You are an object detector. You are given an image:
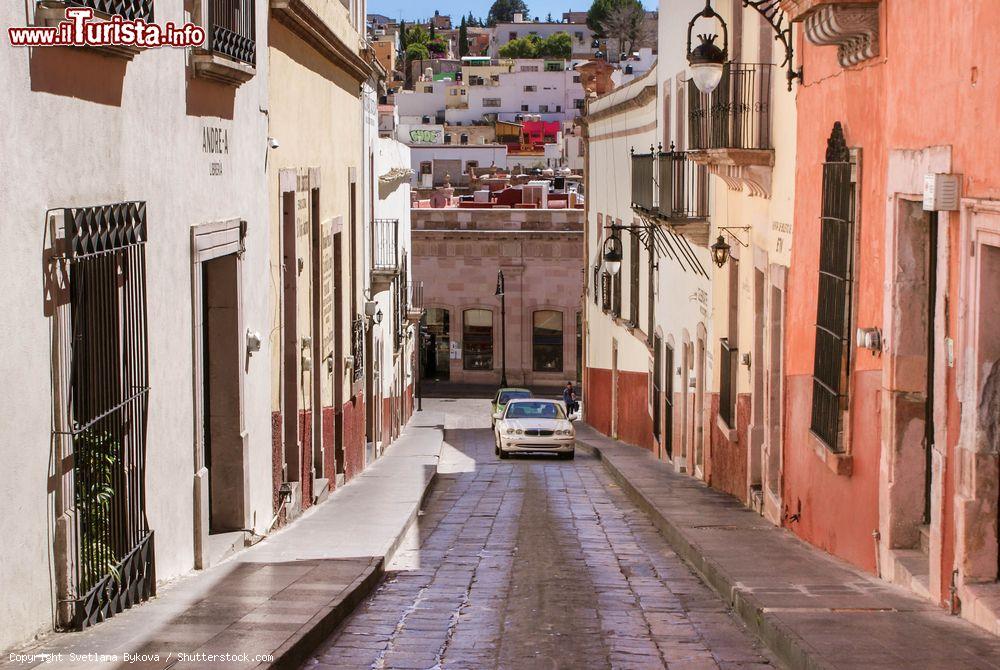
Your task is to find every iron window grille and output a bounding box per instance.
[207,0,257,66]
[652,336,662,441]
[372,218,400,271]
[352,314,365,382]
[719,338,737,429]
[688,63,773,151]
[611,229,622,318]
[601,271,612,313]
[810,122,855,451]
[63,0,153,21]
[55,202,155,630]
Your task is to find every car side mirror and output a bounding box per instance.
[492,411,503,420]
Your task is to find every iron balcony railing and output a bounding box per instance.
[409,280,424,311]
[631,149,709,222]
[352,314,365,382]
[207,0,257,66]
[719,338,737,429]
[658,148,709,220]
[688,63,773,152]
[630,150,656,212]
[62,0,153,20]
[372,218,399,272]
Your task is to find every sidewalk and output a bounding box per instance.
[4,412,444,670]
[575,423,1000,670]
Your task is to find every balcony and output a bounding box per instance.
[193,0,257,86]
[36,0,154,59]
[370,218,400,292]
[406,280,424,323]
[630,149,710,245]
[687,63,775,197]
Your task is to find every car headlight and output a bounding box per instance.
[515,429,523,435]
[557,428,574,436]
[505,427,515,435]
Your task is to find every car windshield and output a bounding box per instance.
[498,390,532,404]
[505,401,566,420]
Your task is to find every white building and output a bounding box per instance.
[395,59,587,127]
[409,145,509,186]
[490,14,598,59]
[0,0,271,649]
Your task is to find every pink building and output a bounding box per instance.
[412,206,584,386]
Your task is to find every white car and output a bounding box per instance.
[494,398,576,460]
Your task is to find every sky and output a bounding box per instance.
[368,0,656,23]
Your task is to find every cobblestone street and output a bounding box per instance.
[304,398,775,670]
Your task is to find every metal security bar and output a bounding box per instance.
[207,0,257,66]
[372,218,399,271]
[688,63,773,151]
[352,314,365,383]
[630,151,656,212]
[664,343,674,458]
[810,122,854,450]
[63,0,154,20]
[59,202,154,629]
[719,338,737,429]
[658,148,709,221]
[409,280,424,311]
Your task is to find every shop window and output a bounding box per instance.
[463,309,493,370]
[533,310,563,372]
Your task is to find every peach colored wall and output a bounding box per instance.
[783,0,1000,578]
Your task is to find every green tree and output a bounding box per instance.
[598,0,648,57]
[499,33,542,58]
[586,0,635,36]
[398,19,407,49]
[459,17,469,57]
[486,0,529,26]
[406,43,430,62]
[539,32,572,59]
[429,21,436,39]
[546,12,553,22]
[405,25,430,46]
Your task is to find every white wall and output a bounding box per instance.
[0,0,272,651]
[490,22,597,58]
[409,145,509,182]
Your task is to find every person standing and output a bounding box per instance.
[562,381,578,416]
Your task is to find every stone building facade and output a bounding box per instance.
[412,208,584,387]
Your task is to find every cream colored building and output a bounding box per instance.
[655,0,796,521]
[267,0,380,518]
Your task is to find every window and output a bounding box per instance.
[205,0,256,65]
[538,105,549,113]
[574,31,583,41]
[524,85,537,92]
[506,401,566,419]
[573,98,584,109]
[483,97,502,107]
[521,104,530,112]
[555,105,562,112]
[810,122,856,450]
[533,310,564,372]
[520,65,538,72]
[509,32,517,40]
[465,160,478,172]
[491,74,500,82]
[444,132,452,143]
[420,161,432,175]
[460,133,469,145]
[423,85,433,93]
[463,309,493,370]
[573,74,581,83]
[612,225,622,317]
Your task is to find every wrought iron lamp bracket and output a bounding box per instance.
[741,0,802,90]
[718,225,751,247]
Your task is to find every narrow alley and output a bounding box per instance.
[304,398,774,670]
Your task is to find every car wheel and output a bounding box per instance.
[498,446,509,460]
[494,434,499,455]
[560,451,575,461]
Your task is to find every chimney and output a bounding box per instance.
[513,12,523,23]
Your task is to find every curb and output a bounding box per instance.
[268,557,386,669]
[267,427,444,669]
[576,440,830,670]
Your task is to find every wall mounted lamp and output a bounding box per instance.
[710,226,750,268]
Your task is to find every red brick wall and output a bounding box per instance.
[708,393,750,503]
[616,370,653,451]
[322,406,336,489]
[585,366,653,451]
[342,396,366,482]
[298,410,313,510]
[271,411,283,514]
[586,366,612,436]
